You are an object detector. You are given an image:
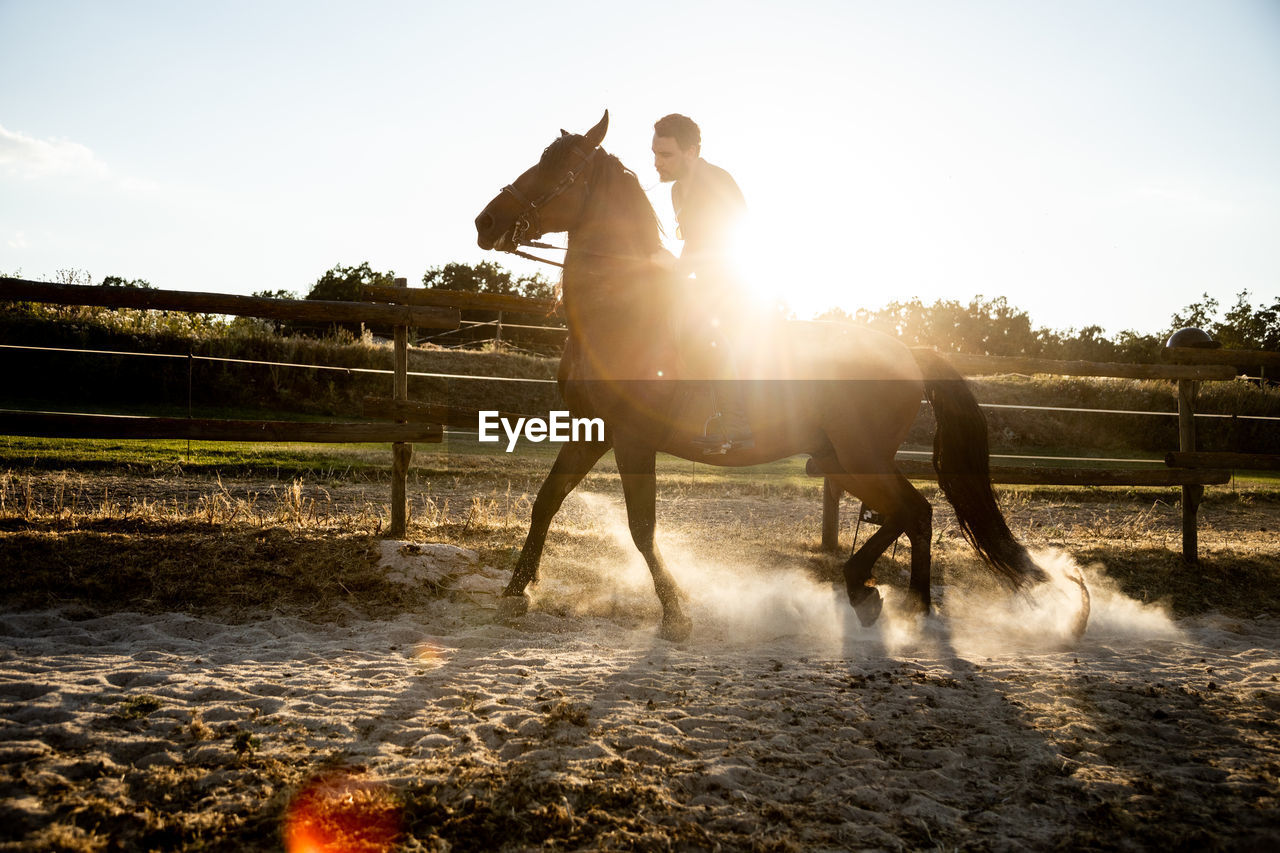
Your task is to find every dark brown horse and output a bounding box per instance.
[475,112,1081,642]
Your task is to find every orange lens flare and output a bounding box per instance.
[283,770,401,853]
[411,642,449,667]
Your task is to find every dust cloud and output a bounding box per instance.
[528,492,1180,658]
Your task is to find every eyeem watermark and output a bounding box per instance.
[478,410,605,452]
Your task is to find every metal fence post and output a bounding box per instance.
[1178,378,1202,563]
[390,276,412,538]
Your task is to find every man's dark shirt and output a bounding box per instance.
[672,158,745,291]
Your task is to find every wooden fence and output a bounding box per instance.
[0,276,461,538]
[5,276,1277,558]
[361,285,567,352]
[813,346,1280,563]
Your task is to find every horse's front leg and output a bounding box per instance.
[614,441,692,642]
[843,522,902,627]
[831,470,934,624]
[500,439,610,620]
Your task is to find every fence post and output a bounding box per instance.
[1178,378,1202,563]
[821,477,841,551]
[390,276,412,538]
[186,347,194,462]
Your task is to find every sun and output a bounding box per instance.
[726,220,797,313]
[725,207,874,320]
[646,173,865,320]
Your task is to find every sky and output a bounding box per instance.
[2,0,1278,336]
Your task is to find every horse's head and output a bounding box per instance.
[474,111,609,252]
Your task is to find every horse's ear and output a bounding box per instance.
[560,129,569,136]
[584,110,609,148]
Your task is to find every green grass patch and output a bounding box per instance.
[0,429,829,498]
[110,694,165,721]
[0,435,394,480]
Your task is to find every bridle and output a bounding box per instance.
[498,141,599,268]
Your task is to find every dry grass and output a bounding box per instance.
[3,467,1279,622]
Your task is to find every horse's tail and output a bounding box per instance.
[913,349,1046,588]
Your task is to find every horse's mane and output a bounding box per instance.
[580,149,663,256]
[532,133,665,333]
[545,135,662,309]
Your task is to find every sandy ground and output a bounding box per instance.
[1,493,1278,851]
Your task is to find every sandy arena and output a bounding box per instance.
[1,488,1277,851]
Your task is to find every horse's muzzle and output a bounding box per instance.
[475,211,497,249]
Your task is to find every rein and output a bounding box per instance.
[505,240,653,271]
[495,141,658,272]
[505,240,566,269]
[498,141,598,268]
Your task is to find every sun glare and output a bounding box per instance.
[727,218,795,312]
[642,118,941,323]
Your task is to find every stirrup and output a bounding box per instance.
[692,413,754,455]
[860,507,885,525]
[692,434,733,455]
[693,412,730,455]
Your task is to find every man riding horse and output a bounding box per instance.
[473,111,1088,643]
[649,114,755,454]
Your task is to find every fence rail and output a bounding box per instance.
[0,278,459,329]
[363,283,567,351]
[816,344,1277,563]
[361,284,558,315]
[1165,451,1280,471]
[0,275,461,537]
[931,350,1235,381]
[806,456,1231,487]
[0,411,441,443]
[4,277,1276,558]
[1161,347,1280,371]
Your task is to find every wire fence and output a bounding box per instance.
[7,276,1272,564]
[5,343,1277,421]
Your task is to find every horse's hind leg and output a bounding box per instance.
[501,440,610,618]
[614,441,692,642]
[831,470,933,624]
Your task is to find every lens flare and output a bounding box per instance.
[411,642,450,668]
[283,769,401,853]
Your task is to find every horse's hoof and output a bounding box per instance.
[497,593,531,622]
[1065,565,1091,640]
[851,587,883,627]
[659,615,693,643]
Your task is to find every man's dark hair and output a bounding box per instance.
[654,114,701,152]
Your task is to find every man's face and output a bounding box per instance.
[652,134,697,183]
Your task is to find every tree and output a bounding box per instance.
[813,307,855,324]
[518,272,557,301]
[1161,290,1280,360]
[843,295,1042,356]
[297,263,395,339]
[101,275,153,289]
[1211,291,1280,351]
[818,289,1279,364]
[307,262,395,302]
[1168,293,1220,332]
[1112,329,1163,362]
[1056,325,1119,362]
[422,261,556,300]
